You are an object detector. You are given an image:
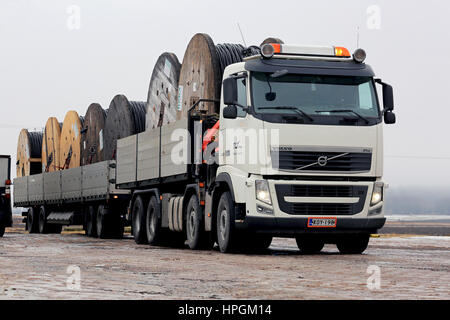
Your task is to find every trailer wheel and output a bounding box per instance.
[38,206,51,234]
[96,205,109,239]
[27,207,39,233]
[132,196,148,244]
[146,196,163,245]
[186,194,211,250]
[0,225,4,237]
[216,191,238,253]
[296,238,324,254]
[86,206,97,238]
[336,234,370,254]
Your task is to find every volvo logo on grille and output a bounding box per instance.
[317,156,328,167]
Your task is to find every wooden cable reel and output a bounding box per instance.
[104,94,146,160]
[146,53,181,130]
[59,110,84,169]
[178,33,222,118]
[16,129,43,177]
[41,117,62,172]
[178,33,260,119]
[81,103,107,165]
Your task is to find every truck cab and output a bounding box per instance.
[0,155,12,237]
[212,44,396,253]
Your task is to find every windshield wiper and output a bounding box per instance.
[259,106,314,122]
[315,109,369,124]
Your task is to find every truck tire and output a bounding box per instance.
[96,205,109,239]
[216,191,238,253]
[132,196,148,244]
[336,234,370,254]
[0,225,4,237]
[86,206,97,238]
[96,205,123,239]
[296,238,325,254]
[38,206,51,234]
[186,194,211,250]
[146,196,163,245]
[27,207,39,234]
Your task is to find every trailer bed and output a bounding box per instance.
[13,160,128,207]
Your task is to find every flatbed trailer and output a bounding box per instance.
[13,160,130,237]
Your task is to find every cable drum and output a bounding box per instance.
[104,94,146,160]
[146,52,181,130]
[178,33,260,118]
[16,129,43,177]
[60,111,84,169]
[81,103,107,165]
[42,117,62,172]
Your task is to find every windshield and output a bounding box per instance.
[251,72,380,120]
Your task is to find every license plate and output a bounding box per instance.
[307,217,337,228]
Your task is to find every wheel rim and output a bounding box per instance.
[188,208,196,239]
[149,208,155,236]
[28,211,33,231]
[219,209,227,241]
[97,208,102,234]
[39,211,44,232]
[86,210,92,234]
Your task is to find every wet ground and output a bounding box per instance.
[0,216,449,300]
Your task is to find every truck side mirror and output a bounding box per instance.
[382,83,394,111]
[223,105,238,119]
[384,111,396,124]
[223,77,238,105]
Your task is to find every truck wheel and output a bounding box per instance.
[336,234,370,254]
[146,196,163,245]
[0,225,4,237]
[296,238,325,254]
[96,205,110,239]
[216,191,237,253]
[86,206,97,238]
[132,196,148,244]
[27,207,39,233]
[38,206,51,234]
[186,194,210,250]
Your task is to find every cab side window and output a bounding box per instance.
[236,77,247,118]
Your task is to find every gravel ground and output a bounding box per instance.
[0,217,449,300]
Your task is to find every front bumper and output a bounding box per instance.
[239,176,386,235]
[236,216,386,236]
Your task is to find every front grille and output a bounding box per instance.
[291,185,353,197]
[272,151,372,172]
[292,203,352,215]
[275,184,368,216]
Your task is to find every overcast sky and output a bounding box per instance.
[1,0,449,190]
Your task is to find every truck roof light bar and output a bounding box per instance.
[334,47,351,57]
[260,43,353,59]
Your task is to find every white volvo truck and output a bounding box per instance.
[115,43,396,254]
[14,43,396,254]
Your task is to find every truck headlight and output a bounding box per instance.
[371,183,384,206]
[255,180,272,205]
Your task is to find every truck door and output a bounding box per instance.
[220,73,266,174]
